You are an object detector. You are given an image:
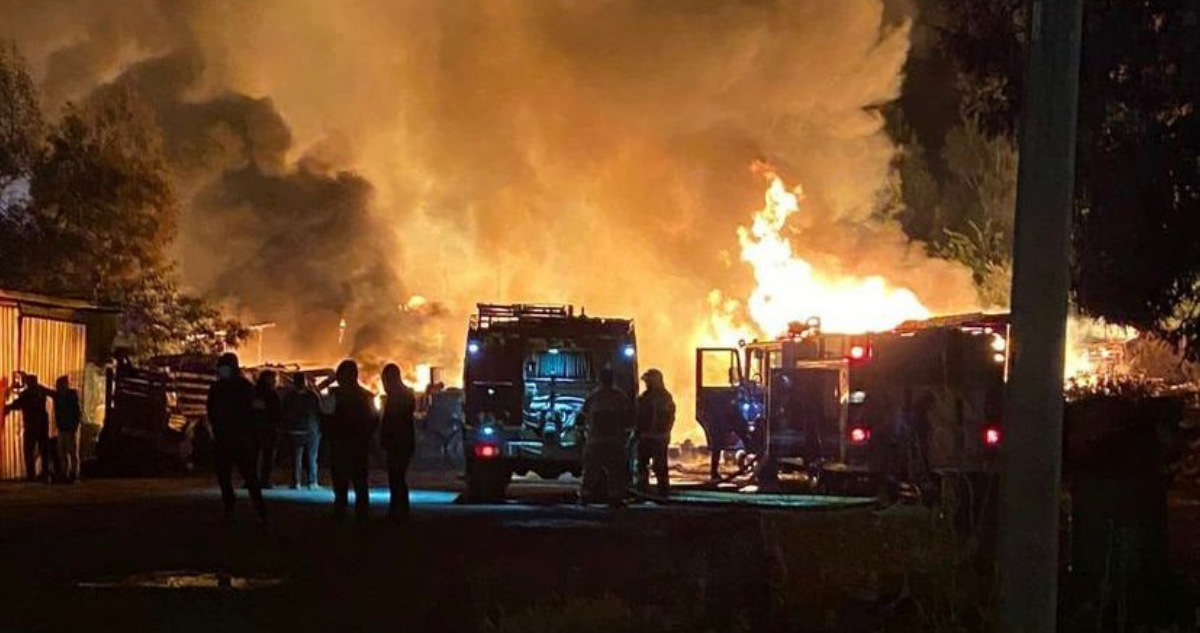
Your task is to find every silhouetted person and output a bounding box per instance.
[207,353,266,522]
[282,373,322,489]
[4,373,52,482]
[52,376,82,483]
[380,363,417,520]
[636,368,676,497]
[580,368,632,506]
[253,370,282,488]
[323,360,377,521]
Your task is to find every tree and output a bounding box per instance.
[0,44,43,204]
[934,117,1018,307]
[938,0,1026,137]
[117,268,249,358]
[26,85,177,300]
[0,48,246,357]
[0,44,45,270]
[936,0,1200,358]
[1072,0,1200,357]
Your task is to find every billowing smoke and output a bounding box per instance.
[5,17,449,367]
[2,0,981,437]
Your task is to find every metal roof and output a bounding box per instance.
[0,288,119,313]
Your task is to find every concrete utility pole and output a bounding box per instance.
[997,0,1084,631]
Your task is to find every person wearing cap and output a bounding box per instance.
[322,359,378,522]
[636,368,676,497]
[579,367,633,506]
[206,353,266,521]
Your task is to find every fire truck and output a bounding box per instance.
[696,313,1008,498]
[462,304,638,500]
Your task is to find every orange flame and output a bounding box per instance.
[735,173,930,337]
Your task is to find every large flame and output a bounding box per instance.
[737,173,930,336]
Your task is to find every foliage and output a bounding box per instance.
[886,116,942,243]
[935,0,1200,359]
[0,44,43,203]
[1072,0,1200,359]
[935,219,1013,307]
[1125,336,1200,385]
[938,0,1026,137]
[892,112,1018,306]
[0,45,245,357]
[25,87,177,298]
[116,268,249,358]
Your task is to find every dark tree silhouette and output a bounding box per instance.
[938,0,1200,358]
[1073,0,1200,358]
[0,46,244,357]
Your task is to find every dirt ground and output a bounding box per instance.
[0,472,1196,632]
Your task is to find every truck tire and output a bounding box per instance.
[466,460,510,502]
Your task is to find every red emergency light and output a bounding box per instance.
[983,425,1002,447]
[848,426,871,444]
[474,444,500,459]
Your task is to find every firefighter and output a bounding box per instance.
[3,373,52,482]
[579,367,633,506]
[252,370,282,488]
[323,359,377,522]
[380,363,417,520]
[52,376,82,484]
[206,353,266,522]
[636,368,675,497]
[282,373,322,489]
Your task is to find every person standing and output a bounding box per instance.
[323,360,377,522]
[206,353,266,522]
[635,368,675,497]
[579,368,633,506]
[3,373,52,482]
[52,376,83,484]
[380,363,417,520]
[252,370,282,489]
[281,373,322,489]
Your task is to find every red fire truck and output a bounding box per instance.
[696,313,1009,498]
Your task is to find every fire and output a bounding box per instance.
[1064,316,1138,386]
[737,173,930,336]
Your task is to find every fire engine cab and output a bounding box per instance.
[696,313,1008,497]
[462,304,638,500]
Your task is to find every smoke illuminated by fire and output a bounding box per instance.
[738,169,930,336]
[2,0,990,441]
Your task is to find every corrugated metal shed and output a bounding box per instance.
[0,306,20,480]
[0,290,116,479]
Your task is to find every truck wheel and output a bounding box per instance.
[466,460,510,502]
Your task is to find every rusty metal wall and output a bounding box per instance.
[21,317,87,432]
[0,315,87,479]
[0,306,20,479]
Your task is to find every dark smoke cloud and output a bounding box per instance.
[60,43,441,365]
[2,0,981,434]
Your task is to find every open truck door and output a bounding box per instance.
[695,347,752,479]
